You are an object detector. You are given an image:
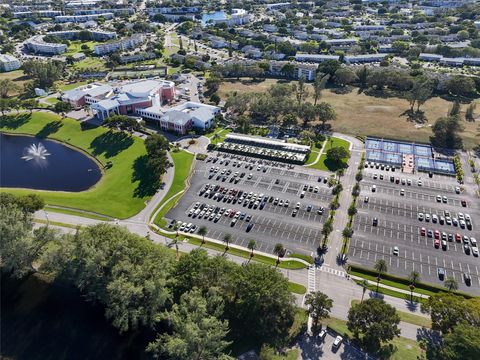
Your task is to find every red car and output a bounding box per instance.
[434,230,440,239]
[420,227,426,236]
[434,239,440,248]
[455,233,462,242]
[461,200,467,207]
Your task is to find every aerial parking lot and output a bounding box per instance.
[348,162,480,294]
[166,151,333,256]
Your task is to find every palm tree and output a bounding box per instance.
[212,132,220,144]
[360,279,369,302]
[247,239,257,259]
[374,259,388,293]
[198,226,207,245]
[273,243,284,267]
[408,271,421,302]
[223,233,232,251]
[444,277,458,292]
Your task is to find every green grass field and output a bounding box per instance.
[72,57,106,71]
[288,282,307,295]
[209,128,232,144]
[152,149,195,226]
[66,41,97,54]
[0,112,150,218]
[307,137,351,171]
[58,81,90,92]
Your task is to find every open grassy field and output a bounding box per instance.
[219,78,479,149]
[0,70,30,97]
[66,41,97,54]
[152,149,195,226]
[72,57,106,71]
[0,112,151,218]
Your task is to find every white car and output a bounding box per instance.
[333,335,343,349]
[418,213,424,221]
[393,246,399,256]
[372,185,376,192]
[425,214,431,222]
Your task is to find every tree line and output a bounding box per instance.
[0,194,297,359]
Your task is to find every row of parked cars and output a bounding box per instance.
[187,202,255,230]
[420,227,478,256]
[418,211,473,230]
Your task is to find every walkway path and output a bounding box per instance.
[305,139,327,167]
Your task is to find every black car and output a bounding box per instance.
[464,244,471,255]
[437,267,445,280]
[464,273,472,286]
[246,223,254,232]
[373,218,378,226]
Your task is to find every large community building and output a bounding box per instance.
[61,80,219,134]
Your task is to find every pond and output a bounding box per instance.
[0,133,102,192]
[201,11,226,26]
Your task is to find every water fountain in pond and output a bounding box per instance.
[21,143,51,165]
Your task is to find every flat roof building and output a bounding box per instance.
[94,34,145,55]
[25,35,67,55]
[0,54,21,72]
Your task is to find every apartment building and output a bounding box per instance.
[344,54,388,64]
[93,34,145,55]
[55,13,114,23]
[25,35,68,55]
[13,10,62,18]
[48,30,117,41]
[0,54,21,72]
[295,53,340,63]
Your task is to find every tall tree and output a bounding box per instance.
[356,66,370,90]
[53,101,73,119]
[223,233,232,251]
[0,202,51,278]
[294,76,309,105]
[273,243,284,267]
[326,146,350,166]
[465,102,476,122]
[408,271,421,302]
[198,226,208,245]
[407,78,433,113]
[314,102,336,129]
[334,67,357,87]
[431,116,464,149]
[147,288,233,360]
[374,259,388,292]
[441,322,480,359]
[304,291,333,331]
[313,73,330,105]
[247,239,256,259]
[360,279,369,302]
[347,298,401,351]
[444,277,458,292]
[145,134,172,178]
[0,78,19,98]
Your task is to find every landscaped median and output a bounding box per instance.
[1,112,150,219]
[151,149,195,227]
[307,136,351,171]
[348,264,473,300]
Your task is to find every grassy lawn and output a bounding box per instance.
[351,300,431,328]
[0,112,151,218]
[288,282,307,295]
[208,127,232,144]
[66,41,97,54]
[307,137,350,171]
[324,317,422,360]
[0,70,30,97]
[218,79,478,149]
[44,97,59,104]
[58,80,90,92]
[152,149,195,226]
[289,253,314,263]
[71,57,106,71]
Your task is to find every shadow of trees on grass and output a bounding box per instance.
[0,114,30,129]
[132,155,163,198]
[90,131,133,158]
[36,121,63,138]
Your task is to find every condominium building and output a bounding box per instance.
[0,54,21,72]
[13,10,63,18]
[344,54,388,64]
[25,35,68,55]
[295,54,340,63]
[94,34,145,55]
[72,8,134,15]
[55,13,114,23]
[48,30,117,41]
